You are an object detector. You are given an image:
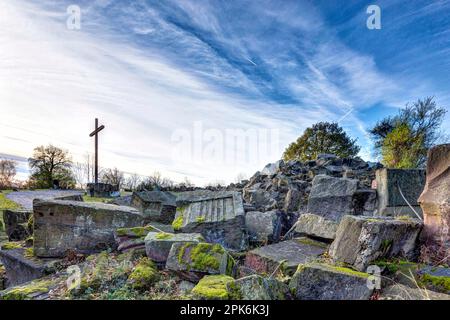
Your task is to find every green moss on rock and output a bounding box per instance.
[192,275,236,300]
[155,232,173,240]
[128,257,159,290]
[1,279,52,300]
[420,274,450,293]
[116,225,155,238]
[1,241,22,250]
[172,215,184,231]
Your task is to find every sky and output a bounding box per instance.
[0,0,449,185]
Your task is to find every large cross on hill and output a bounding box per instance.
[89,118,105,184]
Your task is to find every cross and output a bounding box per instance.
[89,118,105,184]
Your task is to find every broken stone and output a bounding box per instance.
[245,210,282,244]
[173,191,248,251]
[329,215,423,271]
[376,168,425,217]
[114,224,164,253]
[0,264,5,290]
[295,213,339,240]
[144,231,203,264]
[418,144,450,265]
[229,275,291,300]
[87,182,118,198]
[2,209,32,241]
[417,265,450,294]
[243,238,328,276]
[191,275,237,300]
[289,263,373,300]
[109,195,132,206]
[131,191,177,224]
[380,283,450,300]
[306,175,375,222]
[33,199,143,257]
[53,194,84,202]
[165,242,234,282]
[0,247,58,286]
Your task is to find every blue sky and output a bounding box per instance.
[0,0,449,184]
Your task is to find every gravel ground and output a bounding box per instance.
[6,190,84,210]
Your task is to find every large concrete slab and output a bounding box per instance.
[329,215,423,271]
[376,168,425,217]
[243,238,328,276]
[418,144,450,265]
[174,191,248,251]
[33,199,143,257]
[3,209,32,241]
[131,191,176,224]
[0,247,58,287]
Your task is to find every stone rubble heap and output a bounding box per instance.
[1,149,450,300]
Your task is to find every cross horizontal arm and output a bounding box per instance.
[89,125,105,137]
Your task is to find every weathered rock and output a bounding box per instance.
[245,210,282,244]
[166,242,234,281]
[109,195,132,206]
[173,191,248,251]
[114,224,171,252]
[229,275,291,300]
[33,200,143,257]
[417,265,450,294]
[131,191,177,224]
[0,265,5,290]
[329,215,423,271]
[191,275,237,300]
[144,232,203,264]
[376,168,426,217]
[295,213,339,240]
[261,160,283,175]
[243,238,328,276]
[418,144,450,265]
[87,182,119,198]
[53,194,84,202]
[0,247,58,286]
[380,283,450,300]
[306,175,375,222]
[2,210,32,241]
[289,263,373,300]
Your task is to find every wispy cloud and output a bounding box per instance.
[1,0,449,184]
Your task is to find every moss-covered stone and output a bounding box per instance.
[127,257,159,291]
[155,232,173,240]
[172,215,184,231]
[177,243,225,272]
[1,279,52,300]
[1,241,23,250]
[191,275,236,300]
[420,274,450,293]
[116,225,155,238]
[195,216,205,223]
[24,247,34,258]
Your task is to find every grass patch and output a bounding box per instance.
[82,195,112,203]
[0,191,22,233]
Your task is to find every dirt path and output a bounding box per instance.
[6,190,84,210]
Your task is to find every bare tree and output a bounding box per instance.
[125,173,141,191]
[71,162,87,189]
[0,159,17,189]
[235,173,248,183]
[100,168,125,188]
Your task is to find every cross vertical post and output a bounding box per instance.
[89,118,105,185]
